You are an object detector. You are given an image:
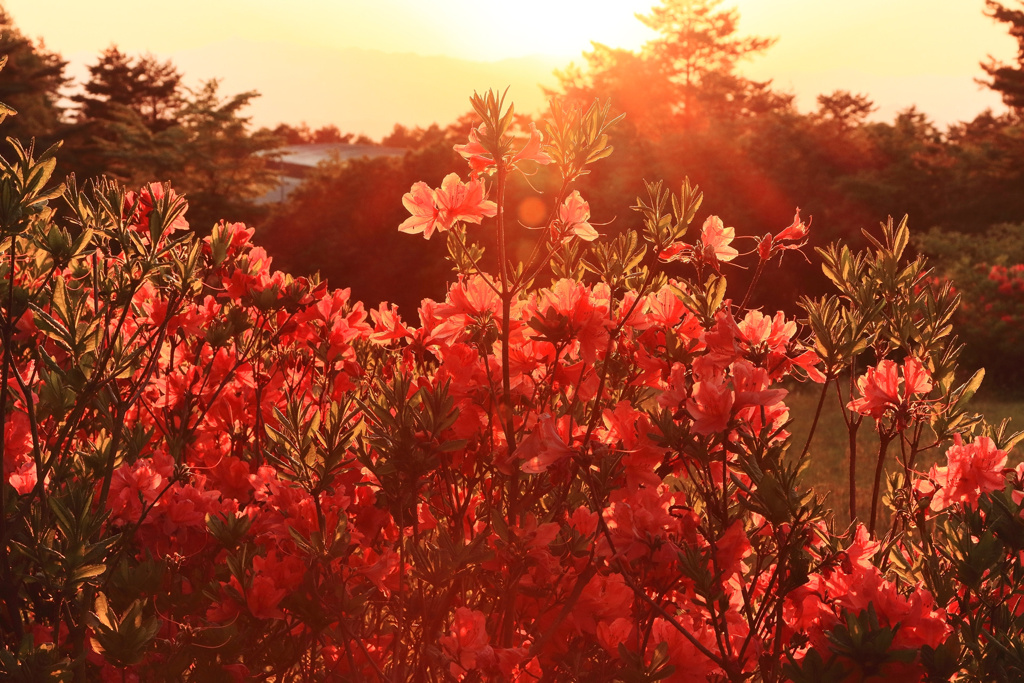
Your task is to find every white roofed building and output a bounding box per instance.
[258,143,406,204]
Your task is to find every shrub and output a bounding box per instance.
[917,223,1024,392]
[1,89,1023,682]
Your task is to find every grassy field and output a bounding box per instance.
[785,383,1024,529]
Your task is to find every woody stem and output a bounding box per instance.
[799,375,832,462]
[869,430,893,535]
[495,163,518,526]
[738,258,766,311]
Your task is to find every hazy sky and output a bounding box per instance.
[5,0,1019,137]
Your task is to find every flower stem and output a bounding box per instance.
[739,258,766,311]
[798,375,832,462]
[869,431,893,535]
[495,163,519,526]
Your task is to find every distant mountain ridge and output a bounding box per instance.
[150,40,565,138]
[57,35,1009,140]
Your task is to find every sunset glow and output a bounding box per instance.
[6,0,1024,678]
[5,1,1019,137]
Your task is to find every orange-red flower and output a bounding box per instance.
[435,172,497,228]
[453,124,491,172]
[441,607,494,675]
[757,208,810,261]
[658,216,737,267]
[556,191,598,242]
[455,122,552,175]
[700,216,738,265]
[518,413,573,474]
[847,357,932,427]
[510,123,553,168]
[657,241,690,263]
[398,174,497,240]
[686,376,735,435]
[125,183,190,237]
[928,434,1008,511]
[369,302,412,345]
[398,181,442,239]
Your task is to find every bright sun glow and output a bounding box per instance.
[5,0,659,62]
[2,0,1019,137]
[417,0,660,61]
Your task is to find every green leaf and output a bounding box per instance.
[72,564,107,583]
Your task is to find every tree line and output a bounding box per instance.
[5,0,1024,369]
[0,9,338,230]
[257,1,1024,328]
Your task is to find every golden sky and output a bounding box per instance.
[5,0,1018,137]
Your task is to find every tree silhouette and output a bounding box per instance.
[63,47,184,180]
[981,0,1024,113]
[554,0,788,141]
[63,49,279,231]
[0,8,67,144]
[638,0,780,123]
[71,46,182,132]
[555,45,675,139]
[95,79,279,231]
[815,90,877,129]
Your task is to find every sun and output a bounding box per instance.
[420,0,661,61]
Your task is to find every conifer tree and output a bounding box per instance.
[638,0,779,122]
[0,8,67,143]
[63,48,277,229]
[63,47,184,179]
[555,0,787,133]
[71,46,182,132]
[981,0,1024,113]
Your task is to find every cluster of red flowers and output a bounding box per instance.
[4,105,1024,682]
[0,191,821,679]
[989,264,1024,294]
[955,263,1024,338]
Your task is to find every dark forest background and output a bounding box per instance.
[5,0,1024,386]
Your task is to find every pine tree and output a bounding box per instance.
[0,8,67,143]
[554,0,786,133]
[64,50,278,229]
[637,0,781,122]
[71,46,182,132]
[62,46,184,179]
[167,80,280,228]
[93,79,280,231]
[981,0,1024,112]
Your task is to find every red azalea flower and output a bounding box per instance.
[556,191,598,242]
[929,434,1008,511]
[699,215,738,266]
[847,357,932,427]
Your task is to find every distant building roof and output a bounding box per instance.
[256,142,407,205]
[270,143,406,177]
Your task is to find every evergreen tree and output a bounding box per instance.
[71,46,182,132]
[61,47,278,229]
[637,0,783,123]
[63,46,184,179]
[96,79,280,231]
[815,90,877,130]
[0,8,67,143]
[981,0,1024,113]
[168,80,281,228]
[554,0,787,137]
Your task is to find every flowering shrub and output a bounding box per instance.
[1,87,1024,682]
[956,263,1024,385]
[916,224,1024,392]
